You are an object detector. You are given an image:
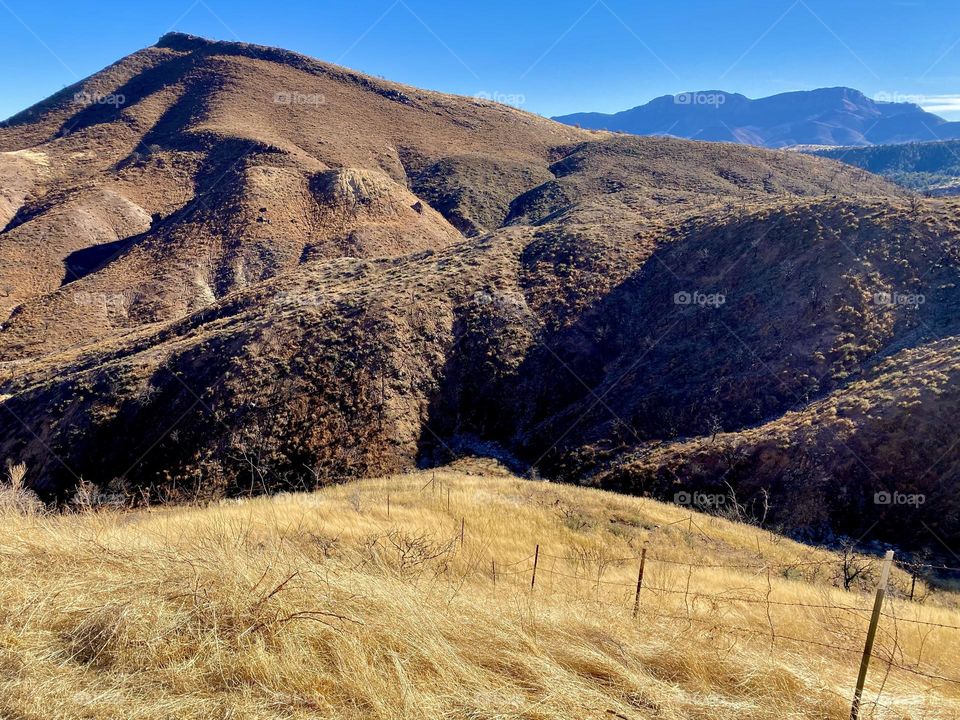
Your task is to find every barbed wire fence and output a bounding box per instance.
[516,546,959,716]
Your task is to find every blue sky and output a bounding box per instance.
[1,0,959,121]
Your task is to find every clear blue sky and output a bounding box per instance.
[2,0,959,122]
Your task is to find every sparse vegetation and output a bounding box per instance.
[1,38,960,703]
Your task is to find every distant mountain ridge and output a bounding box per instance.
[554,87,960,148]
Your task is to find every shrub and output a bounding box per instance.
[0,461,42,514]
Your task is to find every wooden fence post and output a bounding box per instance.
[531,544,540,590]
[460,518,465,547]
[492,559,496,586]
[632,548,647,618]
[850,549,894,720]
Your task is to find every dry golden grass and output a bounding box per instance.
[1,461,958,719]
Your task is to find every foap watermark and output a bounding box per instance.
[873,291,925,308]
[674,290,726,308]
[72,691,96,706]
[874,91,926,106]
[472,289,535,327]
[874,490,925,507]
[272,289,330,307]
[473,289,527,312]
[674,91,726,108]
[474,90,526,108]
[273,91,326,106]
[674,491,726,509]
[71,290,138,310]
[73,91,126,107]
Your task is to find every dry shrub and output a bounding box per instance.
[0,461,41,514]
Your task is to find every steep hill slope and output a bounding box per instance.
[553,87,960,148]
[3,34,960,558]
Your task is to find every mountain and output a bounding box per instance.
[553,87,960,148]
[808,139,960,195]
[3,34,960,556]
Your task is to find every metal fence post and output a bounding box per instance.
[851,549,894,720]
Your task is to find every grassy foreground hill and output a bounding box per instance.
[1,461,958,719]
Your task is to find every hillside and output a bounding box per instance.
[1,463,958,719]
[4,33,960,557]
[0,31,584,331]
[553,87,960,148]
[809,140,960,195]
